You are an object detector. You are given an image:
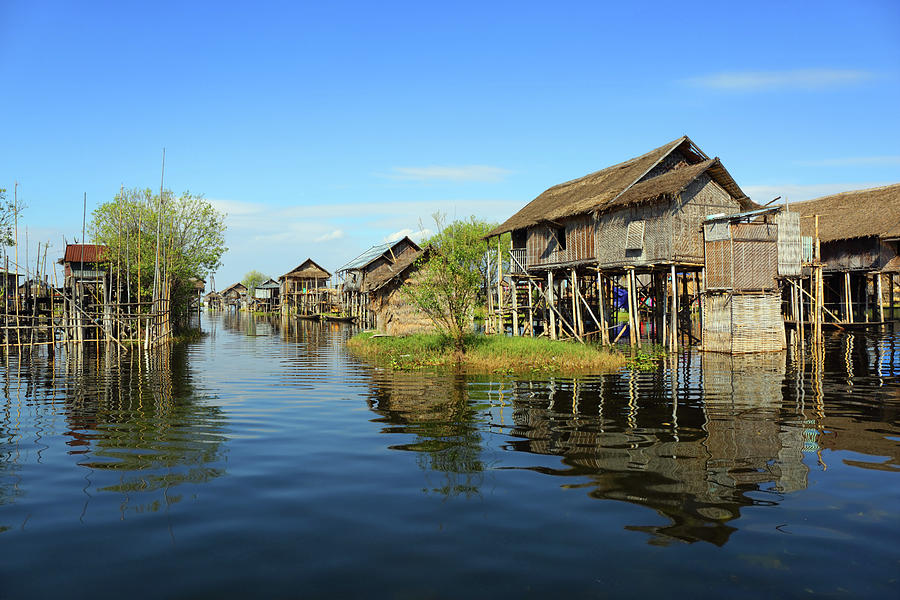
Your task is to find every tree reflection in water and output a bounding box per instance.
[0,342,228,517]
[367,372,485,498]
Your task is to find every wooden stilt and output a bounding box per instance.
[597,270,609,345]
[512,277,519,335]
[670,265,677,353]
[877,273,885,323]
[547,271,557,340]
[625,269,636,347]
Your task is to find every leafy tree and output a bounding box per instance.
[242,270,267,295]
[403,215,496,352]
[89,187,227,331]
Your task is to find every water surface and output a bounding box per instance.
[1,312,898,598]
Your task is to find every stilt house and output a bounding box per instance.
[279,259,331,316]
[364,247,433,335]
[253,278,281,312]
[487,136,757,348]
[221,282,248,310]
[336,236,421,326]
[790,183,900,324]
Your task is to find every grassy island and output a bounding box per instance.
[348,331,626,374]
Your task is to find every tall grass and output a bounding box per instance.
[348,332,625,374]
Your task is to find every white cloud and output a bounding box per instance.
[379,165,512,182]
[315,229,345,242]
[795,156,900,167]
[384,228,433,243]
[744,182,892,203]
[686,69,873,91]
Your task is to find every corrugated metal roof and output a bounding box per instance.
[63,244,107,263]
[337,242,394,272]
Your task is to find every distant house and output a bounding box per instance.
[279,259,331,315]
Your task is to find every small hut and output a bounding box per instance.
[701,207,798,353]
[279,259,331,316]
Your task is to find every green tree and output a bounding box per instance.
[242,270,267,295]
[403,215,495,352]
[89,187,227,331]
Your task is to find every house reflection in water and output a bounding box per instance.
[497,353,809,546]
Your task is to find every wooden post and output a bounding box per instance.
[547,271,557,340]
[844,271,853,323]
[496,237,503,335]
[570,269,579,337]
[625,269,636,347]
[877,273,885,323]
[511,277,519,335]
[597,270,609,345]
[527,279,534,337]
[670,265,678,353]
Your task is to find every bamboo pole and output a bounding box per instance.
[877,273,885,323]
[497,237,503,334]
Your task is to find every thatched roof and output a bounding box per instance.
[280,258,331,281]
[600,158,754,214]
[365,249,425,293]
[489,136,716,236]
[791,183,900,242]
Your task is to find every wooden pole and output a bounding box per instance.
[597,270,609,345]
[625,269,636,346]
[844,271,853,323]
[527,278,534,337]
[497,237,503,334]
[547,271,557,340]
[670,265,678,353]
[512,277,519,335]
[877,273,885,323]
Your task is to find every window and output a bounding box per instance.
[555,226,567,251]
[625,220,645,251]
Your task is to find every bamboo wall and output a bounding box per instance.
[701,293,786,353]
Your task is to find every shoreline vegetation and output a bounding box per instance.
[348,331,627,374]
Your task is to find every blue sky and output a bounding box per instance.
[1,0,898,287]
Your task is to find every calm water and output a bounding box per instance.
[1,313,898,599]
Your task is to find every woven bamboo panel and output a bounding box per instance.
[704,240,733,289]
[701,293,733,353]
[732,222,777,242]
[732,241,778,291]
[702,292,786,353]
[776,211,801,276]
[731,293,785,353]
